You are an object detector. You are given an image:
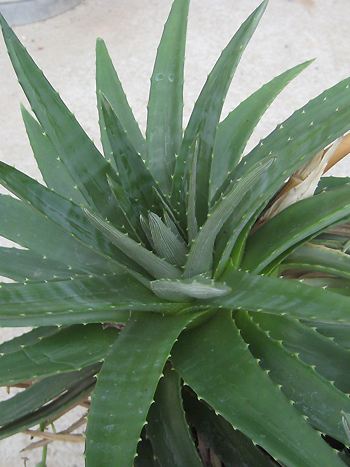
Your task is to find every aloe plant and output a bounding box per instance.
[1,0,350,465]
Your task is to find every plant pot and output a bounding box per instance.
[0,0,82,26]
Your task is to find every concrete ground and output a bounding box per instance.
[0,0,349,465]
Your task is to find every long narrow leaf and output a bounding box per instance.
[148,212,187,266]
[0,325,117,385]
[0,247,81,282]
[250,313,350,393]
[210,265,350,324]
[0,374,95,440]
[84,208,181,279]
[21,106,85,205]
[242,185,350,274]
[210,60,312,199]
[85,311,199,467]
[172,312,345,466]
[184,157,273,277]
[282,243,350,279]
[0,15,117,221]
[172,1,268,226]
[101,94,159,212]
[0,273,181,327]
[0,326,59,354]
[146,0,189,193]
[147,367,202,466]
[0,162,141,273]
[236,311,350,443]
[96,38,145,158]
[213,76,350,272]
[183,390,276,467]
[0,195,117,275]
[0,365,99,427]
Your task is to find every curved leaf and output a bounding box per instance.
[172,312,345,466]
[210,60,312,199]
[85,311,199,467]
[0,324,117,385]
[250,313,350,393]
[147,367,202,467]
[183,389,276,467]
[213,75,350,272]
[242,185,350,274]
[236,311,350,443]
[282,243,350,279]
[0,373,95,440]
[184,157,274,277]
[0,364,99,427]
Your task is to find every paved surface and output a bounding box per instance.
[0,0,349,465]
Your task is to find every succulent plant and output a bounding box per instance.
[1,0,350,465]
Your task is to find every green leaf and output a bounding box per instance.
[0,372,95,440]
[84,208,181,279]
[151,276,231,301]
[242,186,350,274]
[184,157,274,277]
[172,1,268,226]
[146,0,189,193]
[0,195,118,275]
[250,313,350,394]
[186,139,199,243]
[85,311,199,467]
[211,266,350,324]
[183,389,276,467]
[213,75,350,271]
[96,38,145,159]
[107,176,147,243]
[172,312,345,467]
[21,105,85,205]
[0,324,117,385]
[0,273,180,327]
[148,212,187,266]
[298,277,350,296]
[0,326,59,354]
[310,322,350,350]
[0,15,117,220]
[136,436,158,467]
[210,60,312,200]
[342,412,350,444]
[236,311,350,444]
[0,163,140,273]
[282,243,350,279]
[101,94,159,213]
[0,364,99,427]
[0,247,82,282]
[147,367,202,467]
[317,176,350,194]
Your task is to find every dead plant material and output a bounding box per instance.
[22,414,87,451]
